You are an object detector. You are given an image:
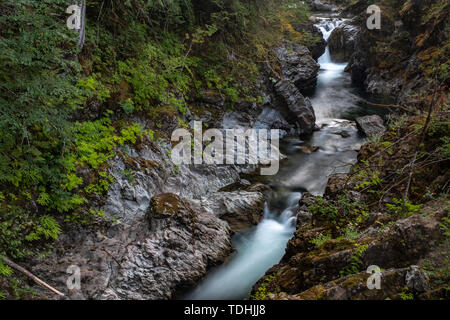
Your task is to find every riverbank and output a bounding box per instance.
[1,0,448,301]
[250,0,449,300]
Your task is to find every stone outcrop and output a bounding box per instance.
[274,43,320,94]
[28,133,267,300]
[268,266,430,300]
[252,205,444,299]
[355,115,386,138]
[294,23,327,60]
[254,107,295,139]
[328,21,359,62]
[192,191,266,233]
[308,0,342,12]
[273,80,316,136]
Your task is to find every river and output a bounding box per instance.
[185,17,376,301]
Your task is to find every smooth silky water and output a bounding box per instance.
[185,17,378,301]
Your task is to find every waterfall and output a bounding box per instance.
[311,18,360,121]
[186,204,296,300]
[187,15,367,301]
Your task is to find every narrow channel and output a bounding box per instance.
[186,17,376,301]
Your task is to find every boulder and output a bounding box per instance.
[294,23,327,60]
[364,70,403,99]
[345,28,370,85]
[405,265,430,293]
[268,268,409,300]
[355,115,386,138]
[299,145,320,154]
[252,212,443,298]
[273,80,316,136]
[324,173,350,197]
[192,191,267,233]
[309,0,341,12]
[274,43,320,94]
[328,21,360,62]
[254,107,295,138]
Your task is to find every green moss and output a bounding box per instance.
[251,275,276,300]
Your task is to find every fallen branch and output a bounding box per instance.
[359,99,412,113]
[0,256,65,297]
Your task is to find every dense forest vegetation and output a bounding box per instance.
[0,0,317,296]
[0,0,448,300]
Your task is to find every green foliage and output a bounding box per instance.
[24,215,61,242]
[251,275,275,300]
[342,226,361,241]
[307,193,370,226]
[0,0,314,291]
[340,244,369,277]
[399,288,414,300]
[386,198,422,218]
[116,36,197,109]
[440,216,450,238]
[438,136,450,159]
[0,0,85,259]
[310,233,333,247]
[0,261,13,277]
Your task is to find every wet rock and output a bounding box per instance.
[252,211,443,298]
[405,265,430,293]
[355,115,386,138]
[222,111,253,129]
[33,192,235,300]
[364,71,403,99]
[269,268,409,300]
[333,130,351,138]
[274,43,320,94]
[254,107,295,138]
[299,145,320,154]
[309,0,341,12]
[345,28,370,86]
[192,191,266,233]
[30,135,252,300]
[247,183,272,194]
[297,210,313,226]
[324,173,350,198]
[294,23,327,60]
[273,80,316,136]
[328,21,360,62]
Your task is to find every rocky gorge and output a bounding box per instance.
[28,14,324,300]
[1,0,448,301]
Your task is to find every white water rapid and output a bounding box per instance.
[186,16,377,301]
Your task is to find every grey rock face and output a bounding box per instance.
[294,23,327,60]
[355,115,386,138]
[30,137,263,300]
[192,191,266,233]
[364,70,403,99]
[405,265,430,293]
[328,21,360,62]
[345,28,370,85]
[310,0,341,12]
[254,107,295,138]
[274,43,320,94]
[273,80,316,136]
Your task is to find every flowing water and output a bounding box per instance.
[186,17,378,301]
